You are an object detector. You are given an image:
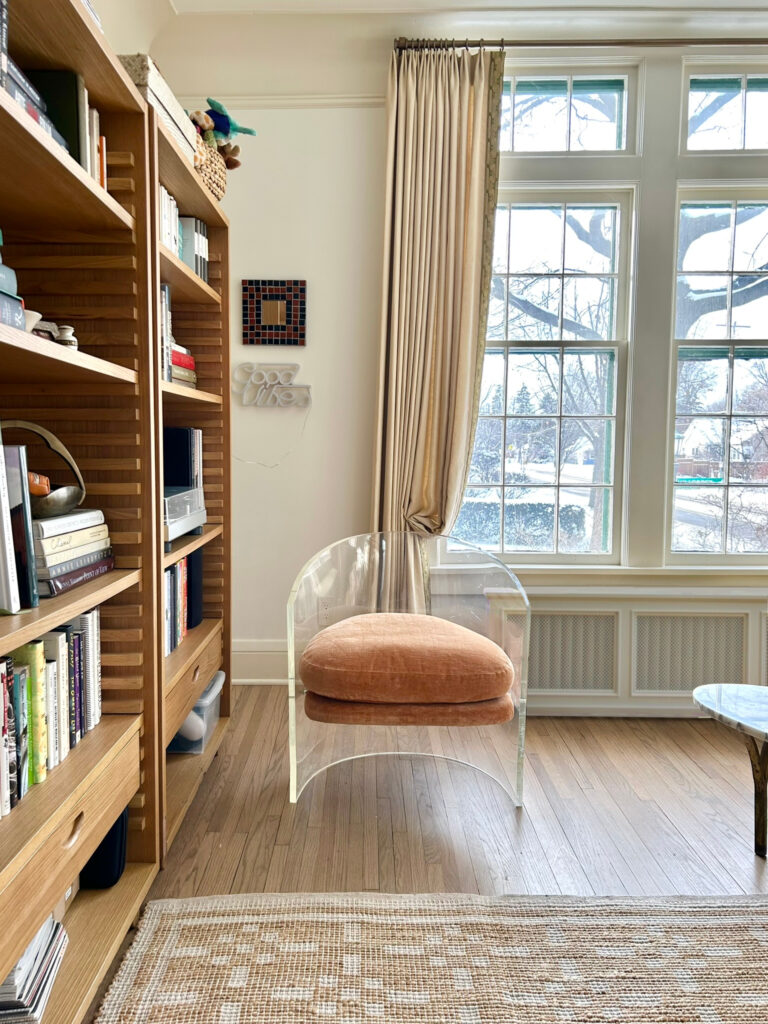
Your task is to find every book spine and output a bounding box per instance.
[34,523,109,556]
[0,263,17,296]
[6,57,46,110]
[0,661,8,817]
[77,77,89,172]
[4,658,17,808]
[94,608,101,723]
[37,545,112,580]
[32,508,105,539]
[0,292,24,331]
[12,667,28,799]
[22,645,47,785]
[66,635,76,748]
[170,366,197,383]
[45,661,57,770]
[71,634,82,742]
[0,438,20,614]
[36,536,111,569]
[171,350,196,370]
[38,555,114,597]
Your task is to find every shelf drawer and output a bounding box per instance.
[164,621,223,745]
[0,729,140,977]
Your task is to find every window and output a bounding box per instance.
[452,201,624,556]
[671,200,768,553]
[501,75,628,152]
[687,75,768,151]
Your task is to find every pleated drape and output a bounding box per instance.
[374,47,504,536]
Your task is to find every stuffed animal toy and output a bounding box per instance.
[190,98,256,145]
[217,142,241,170]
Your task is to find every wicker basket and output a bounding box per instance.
[194,136,227,201]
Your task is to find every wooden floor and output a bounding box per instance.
[150,684,768,900]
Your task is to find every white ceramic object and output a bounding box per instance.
[56,325,78,349]
[24,309,42,332]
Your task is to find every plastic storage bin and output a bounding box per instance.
[168,670,225,754]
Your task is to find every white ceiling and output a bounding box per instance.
[170,0,768,13]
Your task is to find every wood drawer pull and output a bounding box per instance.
[63,811,85,850]
[192,664,200,683]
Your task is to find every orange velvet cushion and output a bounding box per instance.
[304,691,515,726]
[299,612,514,704]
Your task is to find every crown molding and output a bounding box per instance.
[178,93,385,109]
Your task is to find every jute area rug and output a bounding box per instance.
[96,892,768,1023]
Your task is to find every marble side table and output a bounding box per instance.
[693,683,768,857]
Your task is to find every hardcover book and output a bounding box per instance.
[38,554,114,598]
[0,430,20,614]
[31,508,105,540]
[4,656,18,807]
[0,659,9,816]
[44,660,58,771]
[36,545,112,581]
[10,642,46,786]
[12,665,28,799]
[3,445,38,608]
[43,632,69,764]
[25,69,88,170]
[34,523,109,557]
[35,536,111,570]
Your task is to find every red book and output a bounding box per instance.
[171,351,196,370]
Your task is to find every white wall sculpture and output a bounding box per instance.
[232,363,311,408]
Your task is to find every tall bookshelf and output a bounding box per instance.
[0,0,231,1018]
[149,110,232,860]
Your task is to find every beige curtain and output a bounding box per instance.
[374,46,504,536]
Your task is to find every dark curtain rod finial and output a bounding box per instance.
[394,35,768,51]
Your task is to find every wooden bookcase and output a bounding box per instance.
[150,110,232,860]
[0,1,232,1019]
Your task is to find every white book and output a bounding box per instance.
[43,632,69,764]
[44,661,58,770]
[77,77,90,174]
[73,609,101,730]
[0,438,20,615]
[94,606,101,723]
[88,107,100,183]
[32,509,105,540]
[36,536,111,569]
[34,523,109,557]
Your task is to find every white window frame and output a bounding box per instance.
[450,45,768,572]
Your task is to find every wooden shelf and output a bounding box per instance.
[159,246,221,306]
[164,617,223,693]
[165,716,229,849]
[44,862,157,1024]
[163,524,223,569]
[157,120,229,229]
[9,0,144,114]
[0,324,138,390]
[0,570,140,654]
[0,716,141,892]
[161,381,223,407]
[0,89,135,239]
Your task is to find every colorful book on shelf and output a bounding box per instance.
[37,553,114,598]
[3,446,38,609]
[43,659,57,771]
[42,632,69,765]
[10,641,47,786]
[0,659,9,817]
[11,663,28,800]
[31,508,105,540]
[70,631,83,741]
[0,429,20,615]
[0,291,24,330]
[171,350,195,370]
[3,656,18,808]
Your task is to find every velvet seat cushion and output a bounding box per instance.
[299,612,515,705]
[304,690,514,726]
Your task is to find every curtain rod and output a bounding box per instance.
[394,36,768,51]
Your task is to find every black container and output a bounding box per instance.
[80,806,128,889]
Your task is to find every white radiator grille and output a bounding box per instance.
[634,614,745,693]
[529,613,616,692]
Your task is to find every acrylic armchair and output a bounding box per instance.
[287,531,530,806]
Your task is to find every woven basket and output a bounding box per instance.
[194,136,227,201]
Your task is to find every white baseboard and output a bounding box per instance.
[233,638,287,685]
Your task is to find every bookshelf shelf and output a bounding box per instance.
[43,862,157,1024]
[9,0,144,114]
[0,569,140,653]
[165,716,229,848]
[163,524,224,569]
[0,324,138,389]
[164,616,223,695]
[157,120,229,229]
[159,245,222,306]
[161,380,223,406]
[0,89,135,238]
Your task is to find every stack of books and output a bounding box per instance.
[0,229,25,331]
[1,58,69,156]
[170,344,197,389]
[33,509,114,598]
[0,917,68,1024]
[158,284,198,388]
[0,609,102,815]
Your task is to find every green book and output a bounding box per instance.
[10,642,47,785]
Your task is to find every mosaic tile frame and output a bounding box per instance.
[242,279,306,346]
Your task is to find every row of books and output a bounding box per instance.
[0,608,102,815]
[158,283,199,388]
[0,916,68,1024]
[158,185,210,283]
[164,557,188,656]
[0,432,114,613]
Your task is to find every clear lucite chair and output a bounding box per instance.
[287,532,530,806]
